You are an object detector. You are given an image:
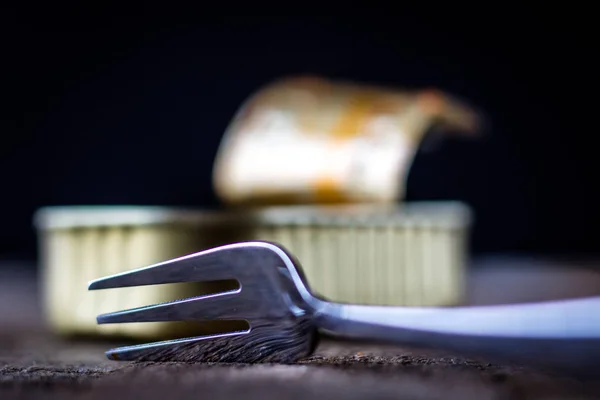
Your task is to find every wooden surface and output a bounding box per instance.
[1,259,600,399]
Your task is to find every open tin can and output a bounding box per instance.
[35,76,481,341]
[34,202,471,340]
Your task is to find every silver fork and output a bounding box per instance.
[89,241,600,371]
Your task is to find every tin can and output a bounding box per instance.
[34,202,471,339]
[213,75,481,206]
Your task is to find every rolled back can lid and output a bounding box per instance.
[212,75,482,206]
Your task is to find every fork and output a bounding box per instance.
[88,241,600,371]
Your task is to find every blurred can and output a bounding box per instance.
[213,75,481,206]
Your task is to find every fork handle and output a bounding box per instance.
[314,296,600,373]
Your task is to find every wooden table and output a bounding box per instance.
[2,259,600,399]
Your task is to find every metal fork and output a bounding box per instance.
[89,241,600,371]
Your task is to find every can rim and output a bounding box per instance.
[32,202,473,230]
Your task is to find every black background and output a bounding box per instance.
[2,4,598,262]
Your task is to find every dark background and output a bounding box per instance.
[1,4,598,263]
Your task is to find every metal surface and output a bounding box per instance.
[89,241,600,371]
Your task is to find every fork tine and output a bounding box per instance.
[88,245,241,290]
[104,331,250,362]
[96,289,248,324]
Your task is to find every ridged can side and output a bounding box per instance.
[34,203,471,339]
